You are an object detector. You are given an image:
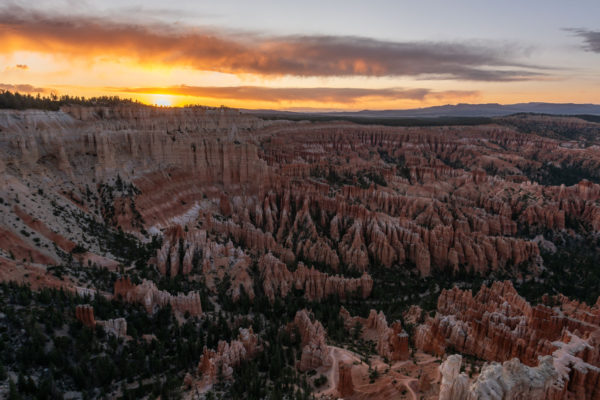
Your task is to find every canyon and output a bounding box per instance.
[1,104,599,399]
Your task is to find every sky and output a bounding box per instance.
[1,0,599,110]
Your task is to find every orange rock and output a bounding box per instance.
[219,192,232,217]
[75,304,96,327]
[337,362,354,397]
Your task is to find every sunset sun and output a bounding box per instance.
[152,94,173,107]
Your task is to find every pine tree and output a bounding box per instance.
[8,379,22,400]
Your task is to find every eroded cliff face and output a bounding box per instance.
[337,361,355,398]
[75,304,96,328]
[415,281,600,399]
[0,106,266,184]
[0,106,270,236]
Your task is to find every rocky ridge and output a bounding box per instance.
[416,281,600,399]
[114,276,202,317]
[258,253,373,302]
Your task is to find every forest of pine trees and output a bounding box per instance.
[0,90,137,111]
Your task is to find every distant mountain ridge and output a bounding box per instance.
[244,102,600,118]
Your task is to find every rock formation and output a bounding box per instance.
[471,356,558,399]
[2,106,600,398]
[337,361,354,397]
[289,309,333,372]
[439,354,558,400]
[75,304,96,327]
[258,253,373,302]
[415,281,600,399]
[2,110,599,283]
[438,354,468,400]
[340,307,409,361]
[197,327,261,384]
[114,276,202,317]
[100,318,128,338]
[403,305,424,326]
[75,304,127,337]
[154,226,255,301]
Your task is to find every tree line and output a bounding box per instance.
[0,90,138,111]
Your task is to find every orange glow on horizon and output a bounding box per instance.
[3,79,598,112]
[2,46,599,111]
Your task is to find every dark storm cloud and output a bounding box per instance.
[568,28,600,53]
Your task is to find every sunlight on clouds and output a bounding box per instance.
[1,43,598,110]
[1,4,599,110]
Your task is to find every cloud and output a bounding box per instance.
[115,85,479,103]
[0,83,48,92]
[0,5,545,81]
[568,28,600,53]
